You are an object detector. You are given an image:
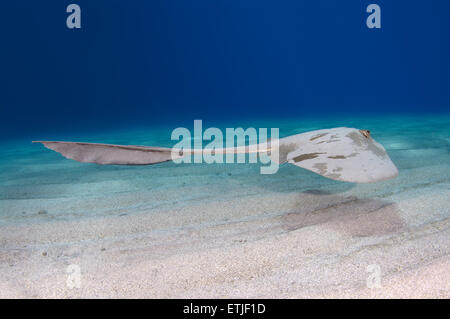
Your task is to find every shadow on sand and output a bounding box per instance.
[280,189,405,237]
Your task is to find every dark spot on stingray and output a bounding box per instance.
[292,152,325,162]
[328,155,346,159]
[347,131,365,147]
[313,163,328,175]
[333,167,343,172]
[101,248,106,251]
[278,142,297,163]
[347,131,387,158]
[38,210,47,215]
[119,213,127,216]
[228,173,232,176]
[42,252,47,257]
[310,133,328,141]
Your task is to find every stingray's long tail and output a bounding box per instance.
[32,141,177,165]
[32,141,270,166]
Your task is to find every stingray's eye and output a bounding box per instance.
[359,130,371,138]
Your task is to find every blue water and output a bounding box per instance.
[1,0,450,141]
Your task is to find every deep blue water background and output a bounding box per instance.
[0,0,449,142]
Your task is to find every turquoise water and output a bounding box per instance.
[0,114,449,225]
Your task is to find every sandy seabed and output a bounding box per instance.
[0,116,449,298]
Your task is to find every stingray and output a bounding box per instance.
[33,127,398,183]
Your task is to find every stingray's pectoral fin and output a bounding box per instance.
[283,127,399,183]
[32,141,179,165]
